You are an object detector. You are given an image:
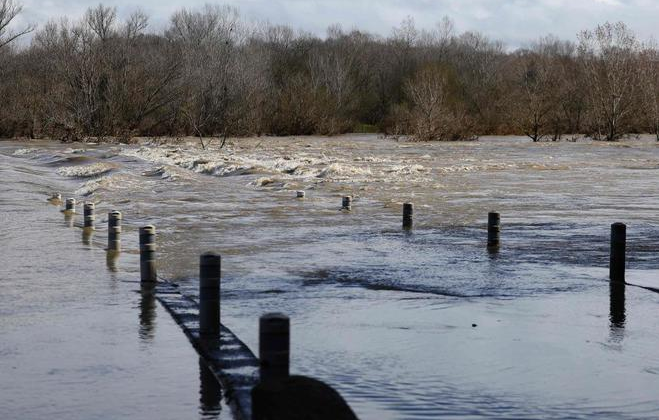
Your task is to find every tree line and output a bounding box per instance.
[0,1,657,143]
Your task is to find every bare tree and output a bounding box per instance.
[84,4,115,42]
[639,44,659,140]
[404,64,470,141]
[168,5,240,149]
[508,49,560,142]
[452,31,506,132]
[0,0,33,49]
[32,6,182,141]
[578,22,641,141]
[2,3,659,143]
[308,27,366,134]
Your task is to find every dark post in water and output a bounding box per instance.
[139,225,157,283]
[199,253,221,337]
[65,198,76,214]
[342,196,352,211]
[487,212,500,248]
[610,222,626,283]
[402,203,413,229]
[259,313,290,382]
[83,203,95,229]
[108,211,122,252]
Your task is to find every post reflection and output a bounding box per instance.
[82,227,94,246]
[139,284,157,342]
[609,281,626,343]
[64,213,74,228]
[106,250,119,272]
[199,358,222,418]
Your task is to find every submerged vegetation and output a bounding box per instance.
[0,1,658,142]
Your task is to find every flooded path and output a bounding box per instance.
[3,135,659,419]
[0,150,231,419]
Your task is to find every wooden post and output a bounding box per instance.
[402,203,413,229]
[108,211,122,252]
[487,212,500,248]
[610,222,626,283]
[139,225,157,283]
[65,198,76,214]
[342,196,352,211]
[199,253,221,337]
[83,203,95,229]
[259,313,290,382]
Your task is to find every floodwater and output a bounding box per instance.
[2,134,659,419]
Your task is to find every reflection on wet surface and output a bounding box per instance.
[139,284,157,342]
[609,281,626,345]
[82,227,94,246]
[106,250,120,272]
[3,135,659,419]
[610,282,627,328]
[199,358,223,419]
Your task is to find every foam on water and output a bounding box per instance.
[12,148,40,156]
[122,143,432,188]
[56,162,116,178]
[142,165,194,181]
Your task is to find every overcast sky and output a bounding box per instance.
[12,0,659,47]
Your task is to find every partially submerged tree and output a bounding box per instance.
[308,26,368,134]
[168,5,240,149]
[32,5,182,141]
[578,22,641,141]
[508,49,560,142]
[451,31,506,133]
[404,64,472,141]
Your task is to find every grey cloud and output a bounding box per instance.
[13,0,659,46]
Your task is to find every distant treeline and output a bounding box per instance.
[0,1,658,142]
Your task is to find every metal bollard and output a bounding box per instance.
[487,212,500,248]
[610,222,626,283]
[342,196,352,211]
[83,203,95,229]
[199,253,221,337]
[65,198,76,214]
[402,203,413,229]
[108,211,122,252]
[259,313,290,382]
[139,225,157,283]
[297,191,305,198]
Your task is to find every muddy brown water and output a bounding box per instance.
[2,135,659,419]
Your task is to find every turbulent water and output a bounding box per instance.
[3,134,659,419]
